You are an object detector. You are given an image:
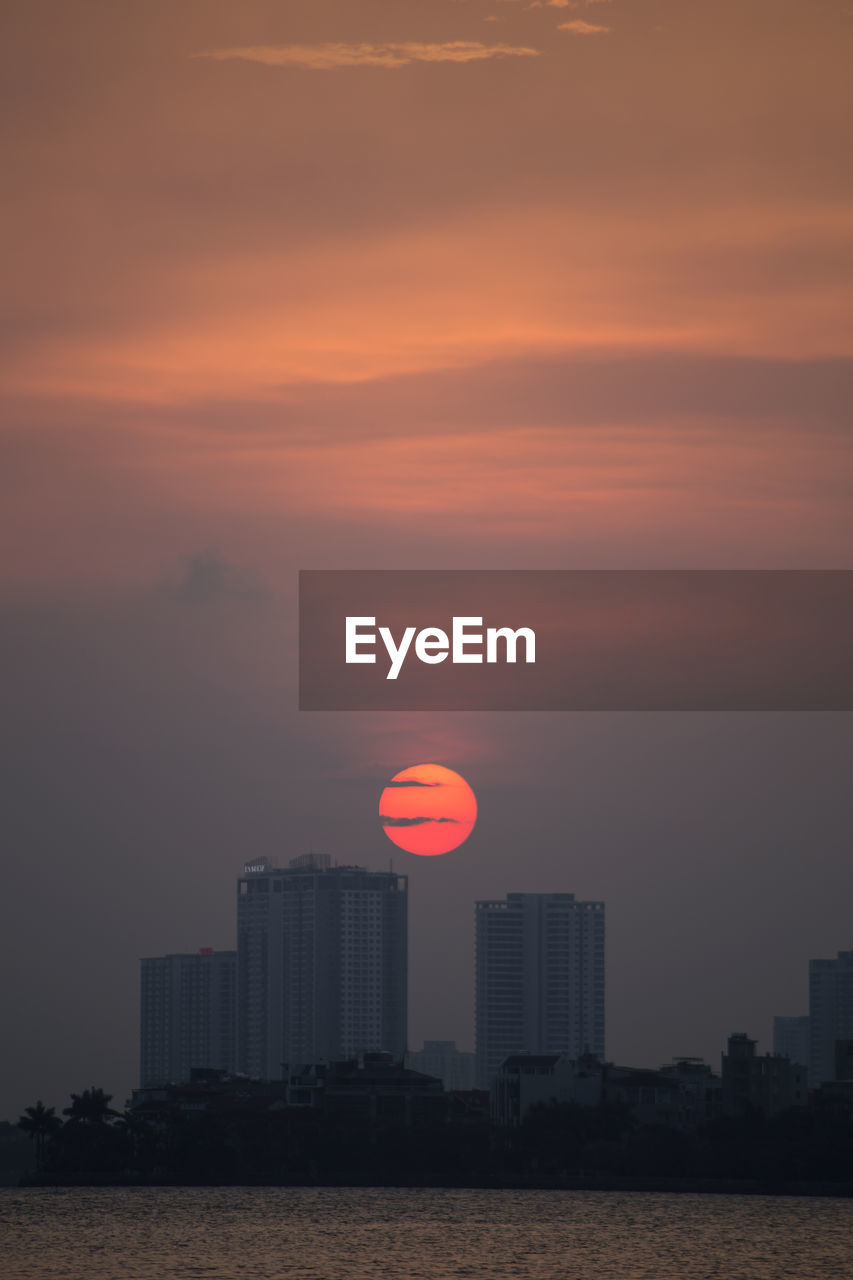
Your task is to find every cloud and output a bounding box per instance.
[195,42,540,71]
[380,815,460,826]
[384,779,440,788]
[558,19,611,34]
[172,550,266,603]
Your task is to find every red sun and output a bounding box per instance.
[379,763,477,857]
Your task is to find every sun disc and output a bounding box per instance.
[379,763,477,857]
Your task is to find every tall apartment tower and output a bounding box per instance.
[475,892,605,1089]
[237,855,408,1079]
[810,950,853,1085]
[139,949,237,1088]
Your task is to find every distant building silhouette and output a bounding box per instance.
[773,1014,810,1067]
[721,1032,807,1116]
[139,949,236,1088]
[492,1052,721,1129]
[237,855,407,1079]
[285,1052,446,1124]
[492,1053,600,1125]
[475,892,604,1089]
[810,950,853,1085]
[658,1057,722,1128]
[834,1039,853,1083]
[409,1040,475,1091]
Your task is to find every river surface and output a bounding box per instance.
[3,1186,853,1279]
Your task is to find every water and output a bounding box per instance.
[3,1187,853,1279]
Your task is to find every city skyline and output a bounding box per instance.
[4,766,852,1124]
[131,856,853,1116]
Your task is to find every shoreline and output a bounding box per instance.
[16,1173,853,1197]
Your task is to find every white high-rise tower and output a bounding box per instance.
[475,892,605,1088]
[237,855,408,1079]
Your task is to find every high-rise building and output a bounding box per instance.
[475,892,605,1089]
[810,950,853,1085]
[237,855,408,1080]
[773,1014,810,1068]
[139,949,236,1088]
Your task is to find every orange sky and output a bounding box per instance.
[2,0,852,593]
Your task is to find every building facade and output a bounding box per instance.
[810,950,853,1085]
[475,892,605,1089]
[139,949,236,1088]
[237,855,408,1079]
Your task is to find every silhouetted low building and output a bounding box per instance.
[492,1054,601,1126]
[658,1057,722,1128]
[493,1052,723,1130]
[286,1053,447,1125]
[721,1032,807,1117]
[602,1065,683,1128]
[129,1070,288,1122]
[130,1055,446,1128]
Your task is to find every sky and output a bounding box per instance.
[1,0,852,1121]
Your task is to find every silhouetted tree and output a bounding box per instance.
[63,1087,120,1126]
[17,1101,62,1171]
[49,1087,129,1175]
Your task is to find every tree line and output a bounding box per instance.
[18,1090,853,1189]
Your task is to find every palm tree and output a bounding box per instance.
[63,1086,120,1126]
[18,1101,62,1171]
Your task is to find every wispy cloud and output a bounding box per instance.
[172,550,267,603]
[558,20,611,35]
[195,41,540,71]
[529,0,613,7]
[384,779,440,789]
[381,815,460,826]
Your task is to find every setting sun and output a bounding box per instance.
[379,763,477,856]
